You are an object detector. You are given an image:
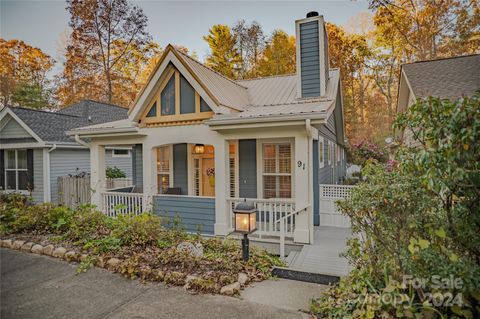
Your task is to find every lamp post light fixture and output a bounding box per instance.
[233,200,257,261]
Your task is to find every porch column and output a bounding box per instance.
[142,142,156,211]
[294,134,311,244]
[214,139,229,236]
[90,144,106,210]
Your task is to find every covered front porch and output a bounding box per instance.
[87,123,315,249]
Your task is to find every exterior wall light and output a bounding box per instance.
[193,144,205,154]
[233,200,257,261]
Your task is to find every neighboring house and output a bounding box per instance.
[0,100,132,203]
[69,12,347,245]
[397,54,480,146]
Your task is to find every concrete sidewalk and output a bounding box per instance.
[1,248,313,319]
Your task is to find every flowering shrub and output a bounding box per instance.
[350,140,387,165]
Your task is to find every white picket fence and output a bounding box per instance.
[102,192,144,217]
[319,184,354,228]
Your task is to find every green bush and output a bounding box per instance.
[112,213,163,246]
[65,206,112,244]
[0,198,73,235]
[106,166,126,179]
[312,94,480,318]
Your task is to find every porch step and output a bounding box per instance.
[272,267,340,285]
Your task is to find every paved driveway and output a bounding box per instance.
[1,248,307,319]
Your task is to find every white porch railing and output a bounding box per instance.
[227,198,296,238]
[102,192,144,217]
[278,203,310,259]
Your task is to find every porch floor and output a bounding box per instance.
[287,226,352,277]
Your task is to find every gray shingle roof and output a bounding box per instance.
[9,100,128,144]
[402,54,480,100]
[57,100,128,123]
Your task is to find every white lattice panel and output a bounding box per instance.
[319,184,354,228]
[320,184,354,199]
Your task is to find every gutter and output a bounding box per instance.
[48,144,57,153]
[74,135,90,148]
[67,126,140,137]
[207,111,327,127]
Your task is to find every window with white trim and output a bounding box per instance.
[112,149,130,158]
[319,137,324,168]
[5,149,28,191]
[156,146,172,194]
[326,140,331,166]
[228,142,237,198]
[262,143,292,198]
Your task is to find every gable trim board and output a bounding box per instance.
[140,67,214,126]
[0,108,44,144]
[130,47,228,122]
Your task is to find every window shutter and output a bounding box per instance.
[0,150,4,190]
[27,149,34,190]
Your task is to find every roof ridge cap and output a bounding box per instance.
[10,106,82,118]
[236,73,296,82]
[402,54,480,66]
[176,49,248,90]
[73,99,127,110]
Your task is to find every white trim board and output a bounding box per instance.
[0,108,44,143]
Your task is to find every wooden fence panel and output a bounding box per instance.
[58,176,133,209]
[57,176,91,209]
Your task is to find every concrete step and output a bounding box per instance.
[272,267,340,285]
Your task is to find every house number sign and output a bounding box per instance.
[297,161,305,170]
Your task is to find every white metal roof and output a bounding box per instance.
[70,49,342,134]
[177,50,250,111]
[209,68,339,121]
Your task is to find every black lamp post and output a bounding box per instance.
[233,200,257,261]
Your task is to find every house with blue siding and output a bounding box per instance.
[0,100,133,203]
[68,12,347,248]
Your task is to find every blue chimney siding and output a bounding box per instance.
[300,20,321,97]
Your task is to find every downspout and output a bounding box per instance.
[74,134,90,148]
[43,144,57,203]
[305,119,314,243]
[48,144,57,153]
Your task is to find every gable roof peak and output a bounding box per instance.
[172,45,248,90]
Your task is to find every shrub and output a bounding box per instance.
[106,166,126,179]
[65,206,111,244]
[312,94,480,318]
[112,213,163,246]
[349,140,387,166]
